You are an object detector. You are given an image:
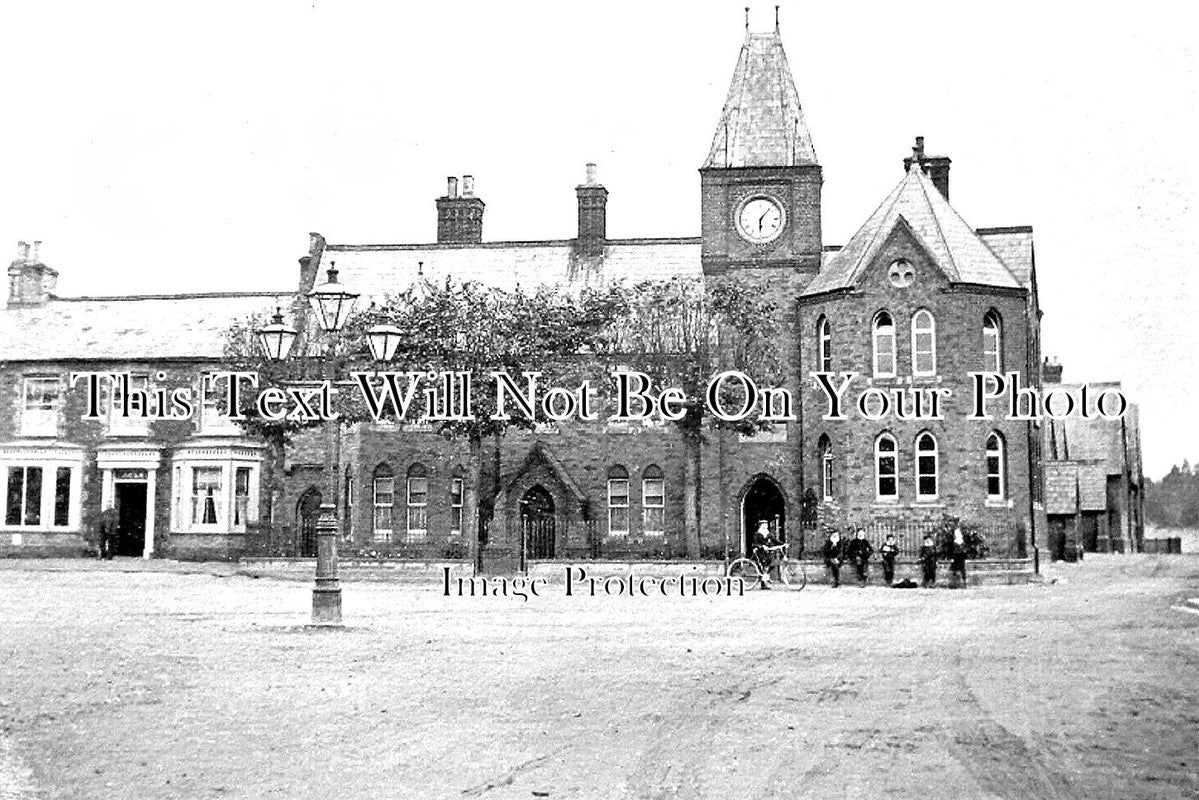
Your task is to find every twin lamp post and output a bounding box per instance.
[256,263,404,626]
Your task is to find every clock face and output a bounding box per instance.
[736,196,785,243]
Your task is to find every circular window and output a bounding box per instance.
[888,259,915,288]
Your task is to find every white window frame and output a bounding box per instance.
[406,474,428,543]
[911,309,936,377]
[986,433,1006,500]
[641,475,664,535]
[875,434,898,501]
[108,373,151,437]
[450,477,464,536]
[170,457,260,533]
[817,316,832,372]
[190,466,224,527]
[915,433,939,501]
[872,312,897,378]
[1,461,81,532]
[607,477,630,536]
[372,475,394,541]
[983,311,1003,374]
[21,377,61,437]
[198,373,242,436]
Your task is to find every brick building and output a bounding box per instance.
[3,21,1086,566]
[0,240,281,558]
[1041,360,1145,559]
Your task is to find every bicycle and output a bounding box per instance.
[727,542,807,590]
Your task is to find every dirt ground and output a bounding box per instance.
[0,555,1196,800]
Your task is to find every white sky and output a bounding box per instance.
[1,1,1195,479]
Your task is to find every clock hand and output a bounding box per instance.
[758,210,770,232]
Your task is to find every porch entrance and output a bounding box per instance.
[114,481,147,557]
[297,488,322,558]
[520,485,556,560]
[741,476,785,554]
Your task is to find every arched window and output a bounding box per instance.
[911,309,936,377]
[986,433,1006,500]
[449,466,465,535]
[817,316,833,372]
[875,434,898,500]
[607,465,630,536]
[872,312,896,378]
[372,463,394,541]
[406,463,428,542]
[818,434,833,501]
[983,310,1003,373]
[641,464,665,535]
[915,433,939,501]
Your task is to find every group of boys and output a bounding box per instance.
[750,522,969,589]
[820,528,969,588]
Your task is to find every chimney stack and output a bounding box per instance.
[574,162,608,257]
[903,136,952,200]
[7,240,58,307]
[436,175,485,244]
[1042,356,1064,384]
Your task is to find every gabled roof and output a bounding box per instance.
[803,164,1023,295]
[0,293,283,361]
[326,238,703,304]
[504,440,588,503]
[977,227,1035,290]
[703,30,817,169]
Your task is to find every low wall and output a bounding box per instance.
[0,531,90,558]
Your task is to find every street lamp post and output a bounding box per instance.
[257,263,403,626]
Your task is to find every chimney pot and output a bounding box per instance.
[31,241,41,262]
[585,162,597,185]
[462,175,475,197]
[447,177,459,198]
[17,241,28,260]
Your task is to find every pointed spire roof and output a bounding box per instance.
[703,25,817,169]
[803,162,1022,295]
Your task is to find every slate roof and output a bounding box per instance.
[325,238,703,304]
[802,164,1023,296]
[0,293,284,361]
[1045,463,1080,515]
[977,227,1034,289]
[703,31,817,169]
[1043,382,1128,469]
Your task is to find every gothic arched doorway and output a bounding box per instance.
[520,485,556,559]
[741,475,786,554]
[297,487,322,557]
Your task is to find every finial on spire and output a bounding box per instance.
[745,7,750,30]
[775,5,780,31]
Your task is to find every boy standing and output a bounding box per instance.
[879,533,899,586]
[919,533,938,587]
[846,529,873,587]
[822,530,843,588]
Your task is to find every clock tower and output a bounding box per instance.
[700,20,822,278]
